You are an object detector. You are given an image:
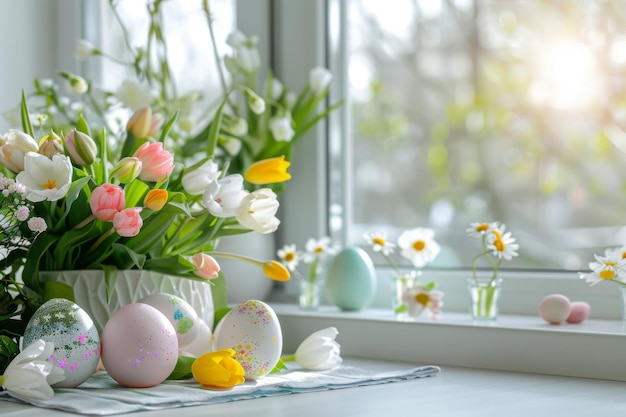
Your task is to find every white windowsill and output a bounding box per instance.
[273,303,626,382]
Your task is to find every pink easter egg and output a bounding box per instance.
[566,301,591,324]
[101,303,178,388]
[538,294,571,324]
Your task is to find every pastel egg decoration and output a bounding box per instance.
[137,293,204,351]
[213,300,282,380]
[538,294,571,324]
[101,303,178,388]
[325,246,377,311]
[23,298,100,388]
[566,301,591,324]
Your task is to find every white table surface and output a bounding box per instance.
[3,357,626,417]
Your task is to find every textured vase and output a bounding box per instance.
[40,270,214,334]
[325,247,377,311]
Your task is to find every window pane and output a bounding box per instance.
[334,0,626,271]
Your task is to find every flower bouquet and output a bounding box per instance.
[363,228,442,318]
[0,0,341,359]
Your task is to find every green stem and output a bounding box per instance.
[281,354,295,363]
[73,214,96,230]
[87,227,116,254]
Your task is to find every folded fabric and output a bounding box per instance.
[0,364,440,415]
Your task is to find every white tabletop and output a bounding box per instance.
[3,357,626,417]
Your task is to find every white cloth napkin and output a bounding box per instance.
[0,364,440,415]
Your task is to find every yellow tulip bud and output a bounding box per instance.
[143,189,168,211]
[191,349,245,389]
[244,155,291,185]
[263,260,291,281]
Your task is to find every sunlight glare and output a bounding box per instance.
[531,40,597,109]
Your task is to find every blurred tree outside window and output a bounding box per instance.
[333,0,626,272]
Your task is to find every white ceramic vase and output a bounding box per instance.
[40,270,214,334]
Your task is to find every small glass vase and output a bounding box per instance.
[299,279,324,310]
[391,270,422,318]
[467,277,502,321]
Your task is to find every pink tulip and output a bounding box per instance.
[113,207,143,237]
[90,184,125,221]
[190,253,220,280]
[132,142,174,182]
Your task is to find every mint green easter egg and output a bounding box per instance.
[325,247,377,311]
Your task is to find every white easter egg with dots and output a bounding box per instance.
[137,293,204,349]
[213,300,282,380]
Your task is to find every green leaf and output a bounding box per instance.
[207,95,229,158]
[76,114,91,136]
[157,110,179,144]
[166,355,195,380]
[112,243,146,269]
[269,358,288,374]
[422,281,436,291]
[124,179,150,208]
[0,335,19,375]
[42,281,75,302]
[102,265,118,303]
[23,233,59,292]
[56,176,92,226]
[212,303,230,332]
[20,90,34,138]
[395,304,408,313]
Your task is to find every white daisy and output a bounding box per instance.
[397,227,441,269]
[363,231,396,256]
[277,244,301,272]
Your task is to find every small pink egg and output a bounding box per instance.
[538,294,571,324]
[566,301,591,324]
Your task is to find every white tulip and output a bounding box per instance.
[309,67,332,95]
[236,188,280,234]
[116,79,153,112]
[292,327,342,371]
[202,174,248,217]
[0,130,39,173]
[182,159,222,195]
[75,39,97,60]
[16,153,72,202]
[269,116,295,142]
[0,339,65,400]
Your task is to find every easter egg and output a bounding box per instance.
[213,300,282,380]
[137,293,205,350]
[23,298,100,388]
[325,247,377,311]
[566,301,591,324]
[538,294,571,324]
[101,303,178,388]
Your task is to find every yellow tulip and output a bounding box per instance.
[191,349,245,389]
[263,260,291,281]
[244,156,291,185]
[143,189,168,211]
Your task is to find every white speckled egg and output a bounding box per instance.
[23,298,100,388]
[213,300,282,380]
[101,303,178,388]
[137,293,203,349]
